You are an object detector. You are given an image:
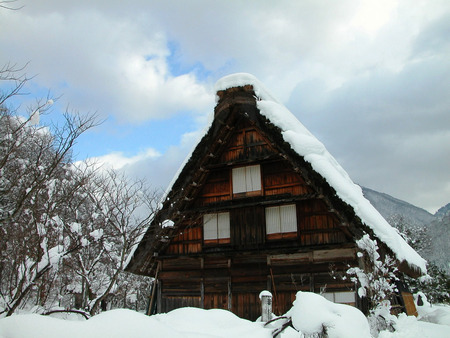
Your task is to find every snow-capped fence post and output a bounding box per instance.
[259,290,273,322]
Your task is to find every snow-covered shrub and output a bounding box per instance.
[367,300,396,337]
[347,234,399,308]
[285,291,371,338]
[340,234,400,336]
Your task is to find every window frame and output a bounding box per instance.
[322,291,356,306]
[203,212,231,245]
[265,204,298,240]
[232,164,262,196]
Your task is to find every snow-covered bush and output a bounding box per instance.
[341,234,401,335]
[346,234,399,308]
[284,291,371,338]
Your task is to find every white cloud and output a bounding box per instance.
[120,132,200,194]
[1,0,449,212]
[0,5,212,123]
[90,148,161,171]
[347,0,397,36]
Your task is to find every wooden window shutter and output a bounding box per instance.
[204,212,230,240]
[204,214,218,240]
[232,167,247,193]
[232,165,261,193]
[265,206,281,234]
[280,204,297,233]
[217,212,230,239]
[246,165,261,191]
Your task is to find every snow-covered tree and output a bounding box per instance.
[1,63,156,316]
[387,214,431,262]
[389,214,449,305]
[0,64,99,316]
[0,113,101,313]
[62,170,156,315]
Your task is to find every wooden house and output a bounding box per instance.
[126,73,426,320]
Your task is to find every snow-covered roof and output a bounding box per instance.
[141,73,426,276]
[215,73,426,274]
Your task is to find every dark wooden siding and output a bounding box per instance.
[298,200,347,245]
[156,247,358,318]
[263,161,312,196]
[232,293,261,321]
[166,200,350,255]
[204,293,228,310]
[230,206,265,248]
[161,296,202,313]
[159,257,202,313]
[166,225,202,255]
[220,125,276,163]
[273,292,297,316]
[195,169,231,206]
[154,109,356,319]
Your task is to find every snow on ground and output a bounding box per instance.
[1,291,449,338]
[416,293,450,327]
[379,313,450,338]
[0,308,271,338]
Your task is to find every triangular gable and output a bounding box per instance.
[214,73,426,274]
[126,73,426,277]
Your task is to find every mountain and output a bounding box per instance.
[362,186,449,273]
[361,187,436,227]
[435,203,450,219]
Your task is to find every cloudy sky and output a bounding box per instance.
[1,0,449,213]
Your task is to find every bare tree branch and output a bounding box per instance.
[0,0,24,11]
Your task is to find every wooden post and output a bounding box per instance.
[147,261,160,316]
[259,290,272,322]
[269,267,279,315]
[228,258,232,311]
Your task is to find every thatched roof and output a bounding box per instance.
[126,73,426,277]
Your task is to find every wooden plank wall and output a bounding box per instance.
[166,195,351,266]
[157,121,358,319]
[195,169,231,206]
[166,225,202,255]
[220,125,275,163]
[298,200,347,245]
[230,206,265,248]
[263,161,312,196]
[157,247,358,320]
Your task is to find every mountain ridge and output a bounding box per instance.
[361,186,449,273]
[361,186,436,227]
[435,203,450,219]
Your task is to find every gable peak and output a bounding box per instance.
[214,73,280,104]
